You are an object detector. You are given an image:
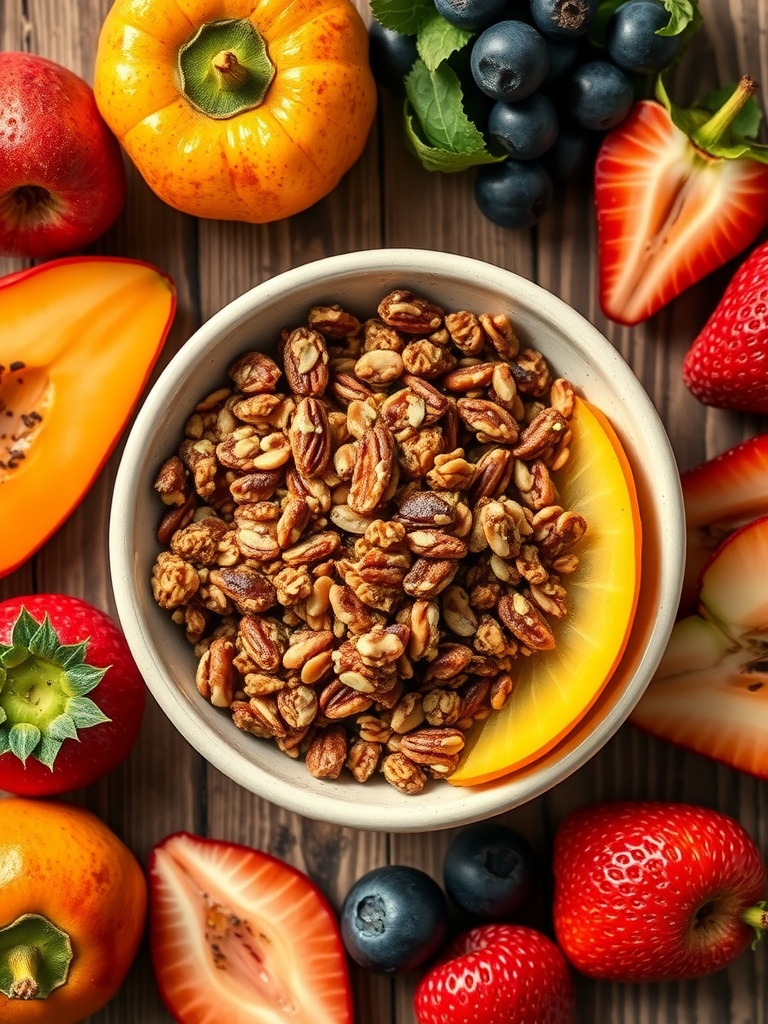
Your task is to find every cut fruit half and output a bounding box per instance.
[632,516,768,779]
[450,398,642,787]
[149,832,353,1024]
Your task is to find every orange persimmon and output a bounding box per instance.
[0,798,147,1023]
[0,256,175,577]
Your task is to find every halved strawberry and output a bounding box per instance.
[631,515,768,778]
[596,77,768,326]
[679,434,768,615]
[149,832,353,1024]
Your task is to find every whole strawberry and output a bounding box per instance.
[553,801,768,982]
[414,923,574,1024]
[683,241,768,412]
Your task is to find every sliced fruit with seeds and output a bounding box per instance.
[149,832,353,1024]
[631,515,768,778]
[450,397,641,786]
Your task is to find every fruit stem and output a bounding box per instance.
[691,75,758,151]
[7,945,40,1000]
[211,50,249,91]
[741,902,768,948]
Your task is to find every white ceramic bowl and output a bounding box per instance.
[109,248,685,832]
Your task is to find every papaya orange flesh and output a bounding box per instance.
[449,398,642,786]
[0,257,175,578]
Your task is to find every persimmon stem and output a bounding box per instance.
[7,944,40,1000]
[212,50,249,91]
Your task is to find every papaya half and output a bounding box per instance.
[0,256,176,577]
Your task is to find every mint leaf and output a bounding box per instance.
[657,0,701,36]
[404,103,505,171]
[417,11,473,72]
[405,60,485,152]
[371,0,434,35]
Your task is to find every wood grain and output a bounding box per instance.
[2,0,768,1021]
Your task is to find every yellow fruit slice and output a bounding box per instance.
[449,397,642,786]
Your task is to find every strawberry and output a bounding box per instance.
[413,923,574,1024]
[0,593,145,794]
[678,433,768,615]
[149,832,353,1024]
[683,240,768,411]
[631,515,768,778]
[553,801,768,982]
[596,77,768,326]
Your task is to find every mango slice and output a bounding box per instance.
[0,257,175,577]
[450,398,642,786]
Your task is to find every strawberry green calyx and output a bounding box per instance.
[742,902,768,949]
[0,607,110,769]
[0,913,72,1000]
[656,74,768,163]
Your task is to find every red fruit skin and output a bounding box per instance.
[553,801,767,982]
[683,241,768,413]
[414,923,574,1024]
[0,594,145,794]
[596,101,768,326]
[0,52,126,258]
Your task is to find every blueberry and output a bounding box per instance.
[542,125,597,182]
[340,865,448,973]
[434,0,508,31]
[606,0,682,75]
[471,21,550,102]
[543,37,582,86]
[566,59,634,131]
[489,93,558,160]
[368,22,418,92]
[530,0,600,38]
[443,822,536,918]
[475,159,554,228]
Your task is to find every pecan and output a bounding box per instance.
[426,449,475,492]
[282,629,335,670]
[283,327,329,396]
[328,583,382,635]
[530,577,569,618]
[401,374,451,423]
[468,447,515,504]
[532,506,587,557]
[319,679,373,719]
[457,397,519,444]
[154,455,188,506]
[273,564,313,606]
[244,695,287,738]
[288,397,331,479]
[514,348,552,396]
[208,565,277,615]
[156,496,196,546]
[390,692,425,734]
[354,349,404,386]
[196,637,238,708]
[346,398,379,439]
[277,685,318,729]
[550,377,576,419]
[282,531,341,566]
[348,424,396,515]
[406,599,440,660]
[422,688,462,726]
[379,388,427,432]
[399,727,465,767]
[229,469,283,503]
[405,529,467,559]
[228,351,282,394]
[424,643,474,682]
[151,552,199,609]
[396,426,444,480]
[380,751,426,794]
[441,585,479,637]
[178,438,218,498]
[329,372,373,405]
[231,700,273,739]
[442,362,496,391]
[363,317,405,352]
[497,591,556,651]
[479,313,519,361]
[308,304,361,338]
[305,725,348,778]
[357,714,393,743]
[401,339,457,378]
[513,407,569,460]
[444,310,485,355]
[402,558,458,599]
[346,740,382,783]
[378,290,444,334]
[237,614,288,672]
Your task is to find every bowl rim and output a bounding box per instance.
[109,247,685,831]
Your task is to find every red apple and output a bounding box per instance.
[0,52,126,259]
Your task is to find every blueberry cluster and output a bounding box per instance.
[340,822,536,972]
[371,0,686,228]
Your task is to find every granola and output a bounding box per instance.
[150,290,587,794]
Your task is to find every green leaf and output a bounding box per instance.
[657,0,701,37]
[371,0,434,35]
[35,734,64,770]
[57,639,89,668]
[66,696,111,729]
[29,615,61,660]
[404,103,505,171]
[0,731,10,756]
[0,645,29,668]
[11,607,40,648]
[47,714,79,742]
[63,662,107,697]
[0,706,5,726]
[8,723,41,762]
[405,59,488,152]
[416,11,473,72]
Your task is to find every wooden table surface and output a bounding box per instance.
[3,0,768,1021]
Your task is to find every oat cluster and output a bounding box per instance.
[150,289,586,794]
